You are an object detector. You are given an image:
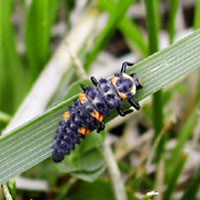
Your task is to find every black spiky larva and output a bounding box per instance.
[52,62,143,163]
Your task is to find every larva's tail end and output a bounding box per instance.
[52,150,65,163]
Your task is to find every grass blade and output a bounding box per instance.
[84,0,135,70]
[194,0,200,30]
[194,0,200,102]
[118,18,148,56]
[181,167,200,200]
[98,0,148,56]
[25,0,59,82]
[169,106,198,165]
[0,0,28,112]
[144,0,164,160]
[102,137,127,200]
[0,29,200,185]
[163,153,187,200]
[168,0,180,44]
[144,0,159,54]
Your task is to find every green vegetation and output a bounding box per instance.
[0,1,200,199]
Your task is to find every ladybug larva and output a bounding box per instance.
[52,62,143,162]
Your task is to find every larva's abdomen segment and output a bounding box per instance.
[97,78,122,109]
[74,98,99,129]
[84,86,111,116]
[52,118,85,163]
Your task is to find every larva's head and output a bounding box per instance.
[111,73,142,100]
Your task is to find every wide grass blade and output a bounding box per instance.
[0,29,200,185]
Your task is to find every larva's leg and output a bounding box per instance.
[116,107,133,117]
[97,121,105,133]
[121,62,135,73]
[128,99,140,110]
[91,76,98,86]
[130,73,143,90]
[80,84,87,92]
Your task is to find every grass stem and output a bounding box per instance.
[181,167,200,200]
[102,138,127,200]
[144,0,164,160]
[168,0,180,44]
[1,184,13,200]
[163,153,187,200]
[194,0,200,30]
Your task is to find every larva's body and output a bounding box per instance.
[52,62,142,163]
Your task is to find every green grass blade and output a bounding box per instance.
[169,106,198,165]
[144,0,159,54]
[144,0,164,160]
[163,154,187,200]
[84,0,135,71]
[118,18,148,56]
[0,29,200,185]
[194,0,200,102]
[0,0,28,112]
[98,0,148,56]
[25,0,59,81]
[181,167,200,200]
[194,0,200,30]
[168,0,180,43]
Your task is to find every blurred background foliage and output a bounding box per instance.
[0,0,200,199]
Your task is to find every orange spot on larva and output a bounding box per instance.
[85,129,91,134]
[91,110,104,122]
[111,76,119,85]
[63,112,70,121]
[78,127,86,134]
[119,92,127,100]
[78,127,91,135]
[99,114,104,122]
[91,110,100,121]
[79,93,88,104]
